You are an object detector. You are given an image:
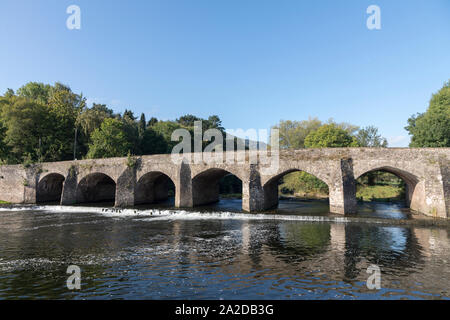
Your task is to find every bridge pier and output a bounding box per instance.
[242,165,265,212]
[262,178,279,210]
[22,167,38,204]
[441,160,450,219]
[115,167,136,207]
[411,159,450,218]
[175,160,193,208]
[60,168,77,205]
[329,159,357,215]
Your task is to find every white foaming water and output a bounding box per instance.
[0,204,352,223]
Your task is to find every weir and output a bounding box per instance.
[0,148,449,218]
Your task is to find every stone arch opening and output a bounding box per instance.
[76,173,116,204]
[192,168,243,207]
[36,173,65,203]
[263,169,330,210]
[135,172,175,205]
[355,166,419,208]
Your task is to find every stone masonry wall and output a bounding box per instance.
[0,148,448,218]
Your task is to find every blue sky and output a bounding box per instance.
[1,0,449,147]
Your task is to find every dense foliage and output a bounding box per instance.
[405,80,450,147]
[86,118,132,159]
[304,123,358,148]
[0,82,224,164]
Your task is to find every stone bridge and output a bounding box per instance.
[0,148,449,218]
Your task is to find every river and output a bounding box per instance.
[0,199,449,299]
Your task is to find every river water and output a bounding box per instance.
[0,199,449,300]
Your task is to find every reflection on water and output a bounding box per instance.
[203,198,409,219]
[0,200,449,299]
[354,201,411,220]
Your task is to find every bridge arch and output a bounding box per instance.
[76,172,116,204]
[355,166,421,208]
[135,171,175,205]
[262,168,330,210]
[191,168,243,207]
[36,173,65,203]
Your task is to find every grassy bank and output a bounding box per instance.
[0,200,10,204]
[356,185,404,201]
[279,171,329,198]
[278,171,405,202]
[279,184,404,202]
[280,191,328,200]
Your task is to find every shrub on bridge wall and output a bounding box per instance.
[68,165,77,179]
[126,152,138,169]
[21,153,34,169]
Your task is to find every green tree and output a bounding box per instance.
[1,82,86,162]
[355,126,388,147]
[123,109,136,121]
[77,103,115,138]
[273,117,323,149]
[16,82,51,104]
[304,123,358,148]
[152,120,184,151]
[0,120,9,162]
[331,119,359,136]
[74,103,115,159]
[354,126,388,185]
[46,84,86,160]
[140,128,168,155]
[405,80,450,147]
[121,110,140,155]
[147,117,158,127]
[0,98,52,163]
[4,89,15,99]
[138,113,146,139]
[206,115,224,131]
[176,114,202,127]
[87,118,132,159]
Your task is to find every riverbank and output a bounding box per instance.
[279,184,404,202]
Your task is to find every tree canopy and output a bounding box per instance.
[272,117,322,149]
[355,126,388,147]
[304,123,358,148]
[0,82,233,163]
[86,118,132,159]
[273,118,379,149]
[1,79,449,166]
[405,80,450,147]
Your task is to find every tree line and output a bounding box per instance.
[0,80,448,168]
[273,80,449,149]
[0,82,225,165]
[272,80,449,200]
